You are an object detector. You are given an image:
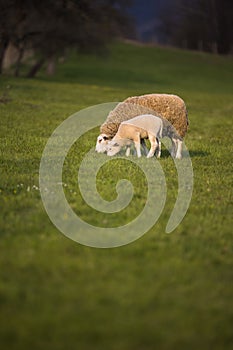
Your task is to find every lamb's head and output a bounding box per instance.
[95,134,110,153]
[106,140,122,156]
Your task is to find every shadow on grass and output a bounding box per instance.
[159,149,210,159]
[189,150,210,157]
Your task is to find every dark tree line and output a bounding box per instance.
[159,0,233,54]
[0,0,134,77]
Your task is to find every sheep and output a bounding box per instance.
[106,114,163,158]
[95,93,188,159]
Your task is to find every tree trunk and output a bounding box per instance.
[211,42,218,54]
[198,40,203,52]
[26,57,45,78]
[46,56,56,75]
[182,39,188,49]
[0,36,9,74]
[14,47,24,77]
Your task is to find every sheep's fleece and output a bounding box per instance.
[100,94,188,139]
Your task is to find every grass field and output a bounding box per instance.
[0,42,232,349]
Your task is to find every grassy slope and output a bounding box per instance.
[0,42,232,350]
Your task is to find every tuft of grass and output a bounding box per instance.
[0,42,232,350]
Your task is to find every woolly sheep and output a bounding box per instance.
[95,93,188,159]
[107,114,163,158]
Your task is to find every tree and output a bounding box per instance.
[158,0,233,54]
[0,0,135,76]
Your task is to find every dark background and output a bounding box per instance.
[0,0,232,78]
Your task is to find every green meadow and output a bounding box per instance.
[0,42,232,349]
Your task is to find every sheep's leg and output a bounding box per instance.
[147,134,157,158]
[133,132,141,158]
[156,138,161,158]
[141,139,148,156]
[171,138,178,158]
[175,139,183,159]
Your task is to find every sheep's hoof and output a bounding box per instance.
[170,150,176,158]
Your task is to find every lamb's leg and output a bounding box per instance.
[133,132,141,158]
[176,139,183,159]
[147,134,157,158]
[171,138,177,158]
[125,146,131,157]
[141,139,148,156]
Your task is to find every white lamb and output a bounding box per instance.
[107,114,163,158]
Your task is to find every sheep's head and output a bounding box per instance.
[95,134,110,153]
[106,141,122,156]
